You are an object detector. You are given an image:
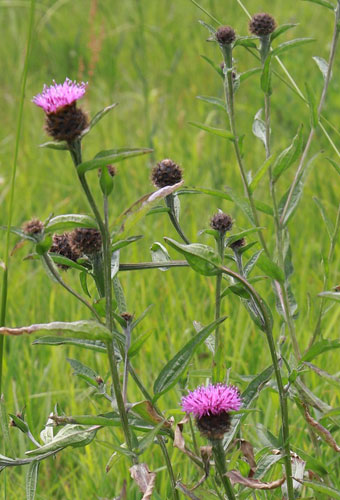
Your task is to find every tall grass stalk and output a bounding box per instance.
[0,0,36,395]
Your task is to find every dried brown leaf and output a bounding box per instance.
[130,463,156,500]
[174,416,203,467]
[302,403,340,452]
[227,470,285,489]
[239,439,257,477]
[176,482,203,499]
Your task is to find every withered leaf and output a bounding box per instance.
[129,463,156,500]
[227,470,285,489]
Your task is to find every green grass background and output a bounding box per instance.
[1,0,340,498]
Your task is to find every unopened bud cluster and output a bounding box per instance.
[151,159,183,188]
[50,228,102,270]
[210,212,233,234]
[22,218,44,236]
[216,26,236,45]
[249,13,276,37]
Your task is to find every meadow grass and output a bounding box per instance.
[1,0,340,498]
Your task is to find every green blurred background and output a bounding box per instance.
[1,0,340,498]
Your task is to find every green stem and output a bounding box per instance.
[119,260,188,271]
[157,436,180,500]
[0,0,36,394]
[69,141,134,457]
[166,194,190,244]
[42,254,102,322]
[280,3,340,225]
[211,439,236,500]
[221,44,269,256]
[220,265,294,499]
[213,233,225,383]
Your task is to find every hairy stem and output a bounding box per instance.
[211,439,236,500]
[42,254,102,322]
[221,44,269,256]
[157,436,180,500]
[213,233,225,383]
[166,194,190,244]
[220,265,294,499]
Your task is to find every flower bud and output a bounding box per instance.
[151,159,183,188]
[22,218,44,236]
[49,233,82,270]
[230,238,246,251]
[210,212,233,234]
[69,228,102,255]
[249,13,276,37]
[216,26,236,45]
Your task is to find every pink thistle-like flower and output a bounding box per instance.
[32,78,87,114]
[182,384,241,418]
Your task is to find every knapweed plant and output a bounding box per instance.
[1,1,340,499]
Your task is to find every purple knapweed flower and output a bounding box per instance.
[32,78,89,142]
[32,78,87,114]
[182,384,241,439]
[182,384,241,418]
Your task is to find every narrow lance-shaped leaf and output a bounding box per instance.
[188,121,234,140]
[26,461,40,500]
[313,56,329,80]
[0,321,112,342]
[45,214,97,232]
[196,95,226,111]
[301,338,340,362]
[25,425,99,456]
[299,480,340,499]
[313,197,334,240]
[305,82,318,128]
[164,238,220,276]
[81,103,118,137]
[252,109,267,150]
[302,0,335,10]
[32,336,107,353]
[272,126,303,182]
[270,23,298,41]
[271,38,315,57]
[153,317,227,397]
[77,148,153,175]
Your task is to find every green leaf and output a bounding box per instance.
[0,321,112,342]
[99,164,114,196]
[239,67,261,82]
[188,121,234,140]
[273,126,304,182]
[113,276,127,314]
[129,331,153,358]
[47,253,88,272]
[302,480,340,499]
[25,425,98,456]
[256,254,284,282]
[0,225,36,242]
[66,358,99,387]
[223,365,274,449]
[313,56,329,80]
[131,304,154,331]
[77,148,153,175]
[32,336,106,353]
[225,187,256,225]
[327,157,340,177]
[197,19,216,35]
[271,23,298,41]
[244,250,264,277]
[114,183,183,241]
[249,154,277,193]
[252,109,267,150]
[153,317,227,397]
[234,36,257,48]
[137,421,165,454]
[200,55,224,78]
[0,396,13,455]
[196,95,226,111]
[271,38,315,57]
[150,242,171,271]
[301,339,340,362]
[164,238,220,276]
[305,82,318,128]
[131,401,165,427]
[79,271,91,297]
[8,414,29,433]
[82,103,118,137]
[302,0,335,9]
[261,56,272,94]
[313,197,334,239]
[221,276,267,299]
[226,227,263,247]
[318,291,340,302]
[39,141,68,150]
[26,461,40,500]
[45,214,97,232]
[111,235,143,253]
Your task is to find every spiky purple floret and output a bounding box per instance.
[32,78,87,113]
[181,384,241,418]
